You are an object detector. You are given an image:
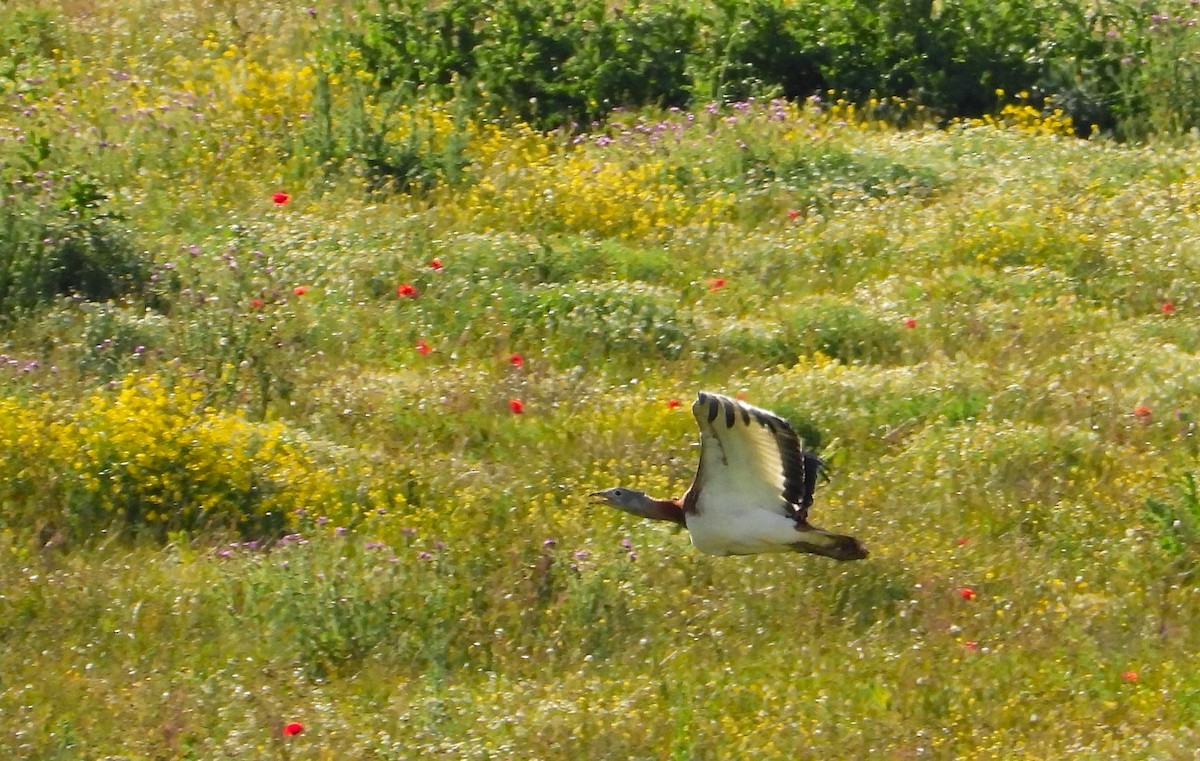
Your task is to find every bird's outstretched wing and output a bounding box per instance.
[682,392,827,524]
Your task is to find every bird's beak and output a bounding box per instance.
[588,491,608,504]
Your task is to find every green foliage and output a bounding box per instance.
[1047,0,1200,139]
[357,0,483,93]
[472,0,622,126]
[819,0,1058,116]
[359,106,473,194]
[339,0,1034,130]
[330,0,1197,136]
[1146,418,1200,585]
[337,0,698,130]
[140,230,333,419]
[0,4,62,96]
[76,300,168,378]
[581,0,699,116]
[730,297,907,366]
[1147,472,1200,562]
[695,0,825,102]
[309,68,474,193]
[505,281,693,366]
[229,538,427,678]
[0,167,148,318]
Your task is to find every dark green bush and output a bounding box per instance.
[0,168,148,318]
[358,0,482,93]
[337,0,1069,127]
[582,1,699,117]
[341,0,697,129]
[816,0,1056,117]
[694,0,825,102]
[472,0,607,125]
[325,0,1200,142]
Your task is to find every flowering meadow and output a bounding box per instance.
[5,0,1200,758]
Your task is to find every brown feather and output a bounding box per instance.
[648,498,687,525]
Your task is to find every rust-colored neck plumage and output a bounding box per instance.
[645,497,686,526]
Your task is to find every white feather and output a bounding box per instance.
[684,394,803,555]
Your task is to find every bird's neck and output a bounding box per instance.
[635,496,686,526]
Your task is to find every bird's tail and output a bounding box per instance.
[789,529,868,561]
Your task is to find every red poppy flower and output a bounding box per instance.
[904,317,917,329]
[1121,670,1139,683]
[508,399,524,414]
[1134,406,1152,421]
[396,283,418,299]
[958,587,976,601]
[963,640,979,652]
[707,277,726,292]
[956,537,969,546]
[282,722,304,736]
[293,286,309,296]
[667,399,682,409]
[786,209,801,220]
[273,192,291,205]
[1162,302,1175,315]
[429,258,444,271]
[250,298,264,309]
[415,339,432,356]
[509,353,524,368]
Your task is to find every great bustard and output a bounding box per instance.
[591,392,867,560]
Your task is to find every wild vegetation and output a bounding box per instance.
[4,0,1200,758]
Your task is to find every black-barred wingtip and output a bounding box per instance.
[753,409,776,432]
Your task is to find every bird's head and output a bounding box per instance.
[589,487,652,516]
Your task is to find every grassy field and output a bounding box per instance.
[5,1,1200,758]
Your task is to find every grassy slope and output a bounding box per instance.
[5,1,1200,758]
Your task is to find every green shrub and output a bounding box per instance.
[825,0,1081,119]
[472,0,607,126]
[342,0,697,130]
[695,0,825,102]
[0,5,62,98]
[1047,0,1200,139]
[146,233,327,419]
[0,169,148,318]
[580,0,699,117]
[231,538,425,677]
[505,281,693,366]
[323,0,1200,138]
[728,297,907,366]
[356,0,483,94]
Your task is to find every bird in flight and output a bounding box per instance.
[591,392,867,560]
